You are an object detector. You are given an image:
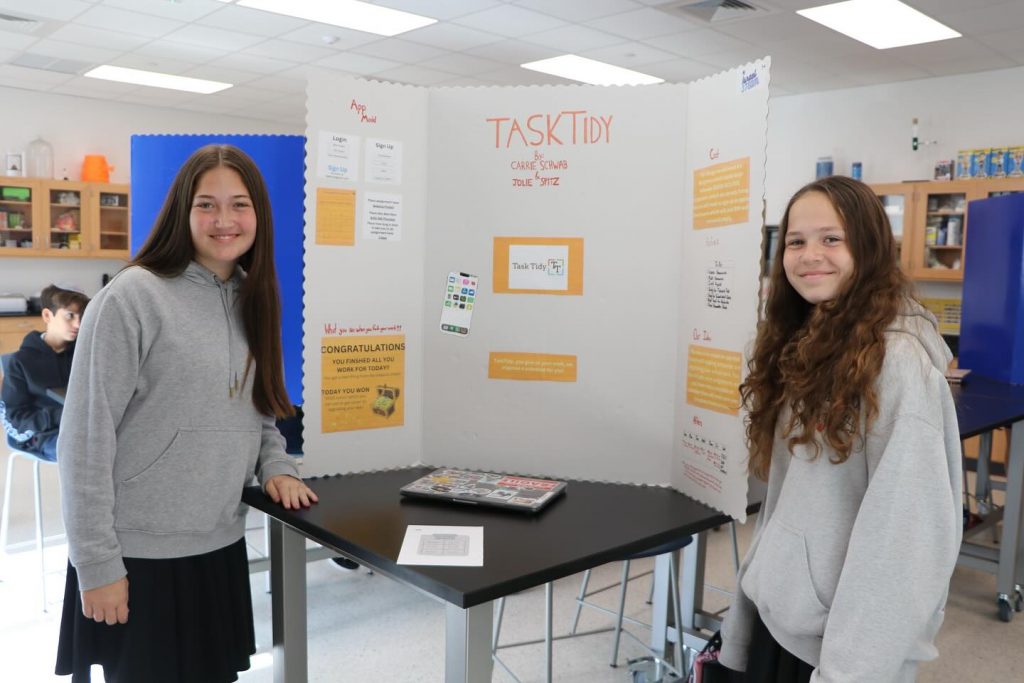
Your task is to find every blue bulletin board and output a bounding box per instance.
[130,134,305,405]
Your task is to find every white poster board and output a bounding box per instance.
[301,62,770,520]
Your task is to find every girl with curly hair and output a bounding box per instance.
[718,176,962,682]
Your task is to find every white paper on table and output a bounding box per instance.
[396,525,483,566]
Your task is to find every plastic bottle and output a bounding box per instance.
[26,136,54,179]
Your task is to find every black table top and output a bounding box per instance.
[243,466,730,609]
[954,375,1024,438]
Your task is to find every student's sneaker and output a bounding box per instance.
[329,556,359,571]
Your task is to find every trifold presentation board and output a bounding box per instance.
[302,60,769,521]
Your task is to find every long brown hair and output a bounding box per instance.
[132,144,293,418]
[742,176,911,479]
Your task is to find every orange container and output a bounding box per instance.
[81,155,113,182]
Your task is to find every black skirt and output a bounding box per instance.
[55,537,256,683]
[740,611,815,683]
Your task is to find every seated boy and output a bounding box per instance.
[1,284,89,462]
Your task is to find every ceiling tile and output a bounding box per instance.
[939,0,1024,35]
[276,24,380,51]
[116,88,201,107]
[584,7,701,40]
[0,28,43,51]
[46,23,149,51]
[402,22,502,51]
[213,51,297,75]
[351,38,448,64]
[131,40,228,64]
[244,73,307,94]
[0,0,91,21]
[0,62,75,88]
[312,52,401,75]
[99,0,225,22]
[697,46,776,70]
[582,41,679,67]
[73,4,183,39]
[918,53,1018,78]
[181,63,263,86]
[160,24,267,52]
[643,29,751,59]
[891,36,1009,67]
[373,64,456,86]
[642,57,718,83]
[521,25,625,53]
[109,54,200,75]
[49,77,139,98]
[463,38,560,64]
[243,38,337,63]
[845,65,934,88]
[27,37,120,63]
[512,0,644,23]
[417,52,503,76]
[201,4,309,37]
[716,12,827,43]
[451,5,567,38]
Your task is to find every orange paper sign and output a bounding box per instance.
[693,158,750,230]
[315,187,356,246]
[488,352,577,382]
[685,345,741,415]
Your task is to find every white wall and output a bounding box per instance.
[766,65,1024,300]
[0,86,302,297]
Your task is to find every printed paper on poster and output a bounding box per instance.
[317,131,359,180]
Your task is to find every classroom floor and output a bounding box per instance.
[1,506,1023,682]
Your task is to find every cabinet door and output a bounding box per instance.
[91,183,130,257]
[910,180,974,281]
[870,182,914,274]
[0,179,39,256]
[41,180,90,257]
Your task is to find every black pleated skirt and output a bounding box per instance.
[55,537,256,683]
[739,611,815,683]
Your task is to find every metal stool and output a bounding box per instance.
[570,534,694,668]
[491,534,694,682]
[0,444,54,611]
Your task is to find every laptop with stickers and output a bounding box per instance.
[400,468,567,513]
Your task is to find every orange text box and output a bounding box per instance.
[685,345,741,415]
[488,352,577,382]
[493,237,584,295]
[693,158,750,229]
[316,187,356,246]
[321,335,405,432]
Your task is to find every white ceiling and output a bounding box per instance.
[0,0,1022,126]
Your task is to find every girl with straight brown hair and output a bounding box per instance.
[719,176,962,682]
[56,144,317,682]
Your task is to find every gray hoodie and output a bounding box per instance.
[57,262,299,591]
[719,301,962,682]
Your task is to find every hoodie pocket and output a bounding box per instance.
[740,518,829,639]
[115,428,259,534]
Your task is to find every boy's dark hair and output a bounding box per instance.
[40,285,89,314]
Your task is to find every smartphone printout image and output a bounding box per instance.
[440,271,478,336]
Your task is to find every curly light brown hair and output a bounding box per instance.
[742,176,912,480]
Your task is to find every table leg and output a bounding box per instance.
[269,520,307,683]
[681,532,706,631]
[650,553,671,660]
[1001,423,1024,613]
[445,601,494,683]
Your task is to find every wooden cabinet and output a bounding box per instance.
[0,178,129,260]
[0,316,42,359]
[872,178,1024,282]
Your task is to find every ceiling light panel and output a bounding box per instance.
[84,65,232,94]
[521,54,664,86]
[797,0,961,50]
[237,0,436,37]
